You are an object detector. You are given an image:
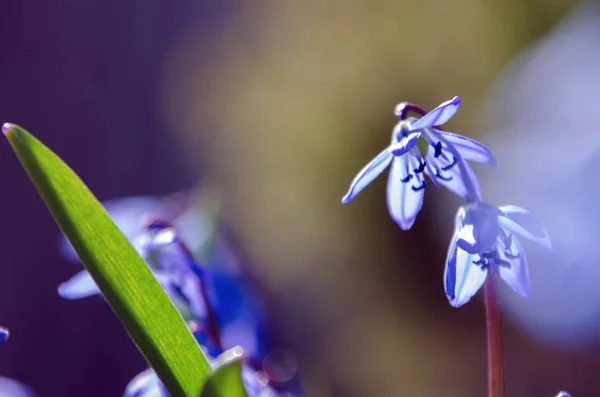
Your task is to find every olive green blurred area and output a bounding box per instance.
[159,1,583,396]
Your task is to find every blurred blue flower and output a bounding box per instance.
[123,367,167,397]
[65,217,269,356]
[60,216,214,318]
[124,347,285,397]
[59,194,206,263]
[58,194,208,300]
[0,376,37,397]
[58,193,299,392]
[0,329,38,397]
[342,96,496,229]
[444,202,551,307]
[0,328,8,349]
[555,392,572,397]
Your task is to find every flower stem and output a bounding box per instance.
[394,102,427,119]
[484,276,504,397]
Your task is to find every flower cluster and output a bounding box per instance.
[58,194,298,397]
[342,97,551,307]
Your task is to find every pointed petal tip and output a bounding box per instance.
[486,155,498,167]
[2,123,15,135]
[449,300,465,309]
[57,283,72,299]
[57,282,93,300]
[446,294,469,308]
[450,96,462,106]
[393,216,415,231]
[341,194,353,204]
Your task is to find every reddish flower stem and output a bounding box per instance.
[394,102,427,119]
[484,276,504,397]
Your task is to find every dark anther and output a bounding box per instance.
[434,142,443,158]
[473,257,489,271]
[435,170,453,181]
[441,157,458,171]
[495,258,512,269]
[401,174,413,183]
[413,161,427,174]
[481,251,497,259]
[411,181,429,192]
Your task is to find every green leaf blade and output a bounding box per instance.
[201,358,249,397]
[3,123,210,396]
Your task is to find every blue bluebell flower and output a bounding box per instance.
[342,96,496,229]
[124,347,283,397]
[444,201,551,307]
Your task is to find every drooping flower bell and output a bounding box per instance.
[341,96,496,229]
[444,202,551,307]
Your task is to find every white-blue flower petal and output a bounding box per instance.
[498,236,531,298]
[388,131,421,156]
[434,129,498,166]
[445,211,488,307]
[426,149,483,202]
[498,207,552,249]
[123,368,165,397]
[341,147,393,204]
[58,270,100,300]
[386,152,425,230]
[409,96,462,131]
[498,205,551,246]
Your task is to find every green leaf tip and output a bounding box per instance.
[3,124,211,396]
[201,349,249,397]
[2,123,15,135]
